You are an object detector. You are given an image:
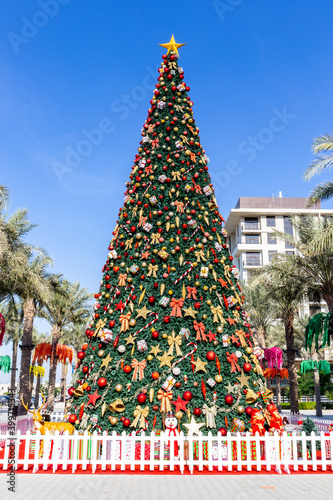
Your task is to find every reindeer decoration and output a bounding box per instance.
[21,393,75,457]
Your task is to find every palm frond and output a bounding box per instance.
[303,154,333,181]
[305,222,333,253]
[0,185,9,210]
[311,135,333,154]
[307,181,333,206]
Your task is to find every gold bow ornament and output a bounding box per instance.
[202,404,217,429]
[167,331,183,357]
[131,406,149,429]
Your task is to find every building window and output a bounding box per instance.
[244,217,259,230]
[286,251,295,256]
[266,216,275,227]
[284,216,294,249]
[245,234,259,244]
[268,250,277,262]
[267,233,277,245]
[244,252,261,266]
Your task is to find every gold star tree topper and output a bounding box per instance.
[159,34,186,56]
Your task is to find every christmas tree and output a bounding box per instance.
[66,36,273,435]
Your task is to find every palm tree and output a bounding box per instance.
[39,280,91,411]
[243,281,276,349]
[8,250,57,415]
[303,135,333,250]
[1,301,23,394]
[252,255,309,414]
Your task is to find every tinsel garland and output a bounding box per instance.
[300,359,331,375]
[0,355,11,374]
[304,313,332,351]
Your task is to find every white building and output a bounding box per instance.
[225,194,333,317]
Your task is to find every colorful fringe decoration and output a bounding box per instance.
[0,313,5,346]
[305,313,332,351]
[300,359,331,375]
[263,367,288,380]
[32,343,73,365]
[264,347,283,369]
[29,365,45,378]
[0,355,11,373]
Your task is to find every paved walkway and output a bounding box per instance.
[1,474,333,500]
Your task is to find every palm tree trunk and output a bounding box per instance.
[284,313,299,414]
[311,351,323,417]
[47,325,61,412]
[34,360,43,409]
[10,341,18,393]
[18,298,36,416]
[60,363,68,403]
[275,375,282,413]
[256,326,267,349]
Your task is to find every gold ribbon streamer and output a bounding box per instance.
[210,305,224,323]
[167,331,183,357]
[202,404,217,429]
[147,263,158,277]
[131,358,147,381]
[131,406,149,428]
[118,273,127,287]
[157,389,173,413]
[119,312,131,332]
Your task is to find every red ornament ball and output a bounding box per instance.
[123,418,131,427]
[266,404,275,413]
[148,296,155,304]
[183,391,193,401]
[163,316,170,324]
[82,366,89,374]
[151,371,159,380]
[68,387,75,397]
[68,414,77,424]
[137,393,147,404]
[194,302,201,310]
[97,377,107,388]
[109,320,115,328]
[82,343,88,351]
[77,351,85,360]
[206,351,216,361]
[218,427,227,436]
[243,363,252,373]
[123,365,132,374]
[193,407,201,416]
[245,406,253,417]
[225,395,234,405]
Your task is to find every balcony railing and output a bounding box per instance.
[243,257,262,267]
[241,236,261,245]
[241,222,261,231]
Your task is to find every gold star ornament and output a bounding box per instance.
[192,356,207,373]
[136,305,152,319]
[100,354,113,369]
[157,351,174,368]
[182,416,205,435]
[159,34,186,56]
[149,344,162,357]
[236,371,250,388]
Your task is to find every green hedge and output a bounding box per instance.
[280,402,316,410]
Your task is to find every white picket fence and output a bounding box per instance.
[288,415,333,432]
[1,430,333,474]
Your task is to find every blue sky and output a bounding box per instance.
[1,0,333,384]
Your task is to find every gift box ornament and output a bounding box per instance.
[214,242,222,252]
[203,185,213,196]
[143,223,153,232]
[253,346,265,361]
[200,266,209,278]
[177,83,185,92]
[221,228,228,238]
[158,249,169,260]
[227,296,237,308]
[124,195,132,204]
[203,154,210,165]
[130,264,140,274]
[158,174,167,183]
[108,250,118,260]
[90,415,98,425]
[137,339,148,352]
[231,266,240,279]
[162,375,176,391]
[180,327,190,340]
[206,378,216,388]
[175,140,183,149]
[141,136,149,143]
[182,113,190,121]
[231,418,245,433]
[149,196,157,205]
[184,184,192,193]
[139,159,146,168]
[99,329,113,344]
[157,100,166,110]
[159,296,170,307]
[178,67,184,74]
[188,219,197,228]
[222,335,229,347]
